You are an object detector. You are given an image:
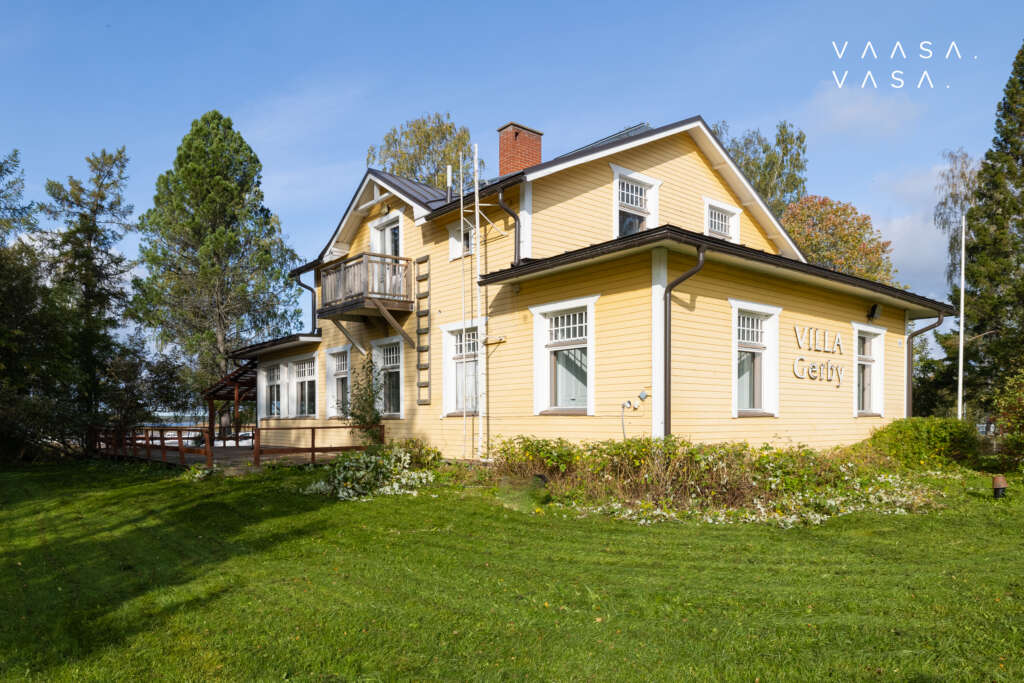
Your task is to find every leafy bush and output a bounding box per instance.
[993,367,1024,467]
[488,435,937,527]
[384,438,442,469]
[868,417,980,468]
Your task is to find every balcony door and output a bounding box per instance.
[370,217,401,297]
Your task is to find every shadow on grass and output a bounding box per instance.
[0,459,332,676]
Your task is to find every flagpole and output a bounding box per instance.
[957,214,966,420]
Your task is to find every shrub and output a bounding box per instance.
[868,417,980,468]
[489,435,938,527]
[304,441,438,501]
[384,438,443,469]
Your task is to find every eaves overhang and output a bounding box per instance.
[478,225,953,320]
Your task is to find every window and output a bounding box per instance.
[531,296,599,415]
[380,342,401,416]
[704,197,741,242]
[448,219,475,260]
[729,299,781,417]
[736,312,766,412]
[332,350,350,417]
[851,323,886,416]
[618,177,648,236]
[294,358,316,416]
[266,365,281,417]
[548,309,588,410]
[453,328,479,413]
[610,164,660,239]
[371,215,400,256]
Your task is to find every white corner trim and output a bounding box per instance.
[529,294,601,416]
[370,335,405,419]
[851,321,887,418]
[610,163,662,239]
[703,196,743,244]
[440,317,488,416]
[651,249,667,437]
[520,181,533,259]
[903,310,909,418]
[728,299,782,418]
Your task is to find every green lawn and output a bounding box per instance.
[1,460,1022,681]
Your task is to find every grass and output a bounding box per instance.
[1,459,1022,680]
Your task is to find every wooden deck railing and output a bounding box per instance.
[321,252,412,306]
[93,423,385,468]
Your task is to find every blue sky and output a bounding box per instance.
[4,0,1023,324]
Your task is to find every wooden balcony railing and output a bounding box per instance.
[321,252,412,307]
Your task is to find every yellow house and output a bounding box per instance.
[231,116,952,458]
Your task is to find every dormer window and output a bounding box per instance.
[703,197,741,243]
[610,164,661,239]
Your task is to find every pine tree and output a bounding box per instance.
[961,40,1024,405]
[133,111,301,394]
[41,148,135,448]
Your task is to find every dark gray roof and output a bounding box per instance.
[553,123,653,160]
[366,168,446,207]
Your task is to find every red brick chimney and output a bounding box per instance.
[497,122,543,175]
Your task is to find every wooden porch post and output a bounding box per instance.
[253,427,261,467]
[207,398,216,450]
[234,383,240,447]
[310,427,316,465]
[177,430,185,466]
[160,429,167,463]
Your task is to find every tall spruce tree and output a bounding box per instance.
[960,40,1024,406]
[41,148,135,448]
[133,111,301,395]
[1,149,37,243]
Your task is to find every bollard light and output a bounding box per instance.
[993,475,1008,499]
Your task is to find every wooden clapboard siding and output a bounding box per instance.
[666,252,907,448]
[530,133,777,259]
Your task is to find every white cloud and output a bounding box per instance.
[802,82,924,138]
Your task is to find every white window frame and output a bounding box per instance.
[371,335,404,419]
[530,295,600,416]
[729,299,781,418]
[851,321,887,417]
[369,213,402,256]
[441,317,487,416]
[291,353,319,418]
[325,344,351,418]
[447,218,475,260]
[259,364,283,419]
[610,164,661,239]
[703,197,742,243]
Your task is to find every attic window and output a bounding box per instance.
[703,197,741,242]
[610,164,661,239]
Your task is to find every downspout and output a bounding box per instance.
[292,271,318,334]
[664,246,706,436]
[497,188,521,267]
[905,312,945,417]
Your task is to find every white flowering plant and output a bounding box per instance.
[303,442,436,501]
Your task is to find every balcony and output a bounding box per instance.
[318,252,414,321]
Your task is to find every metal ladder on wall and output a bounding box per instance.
[415,255,431,405]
